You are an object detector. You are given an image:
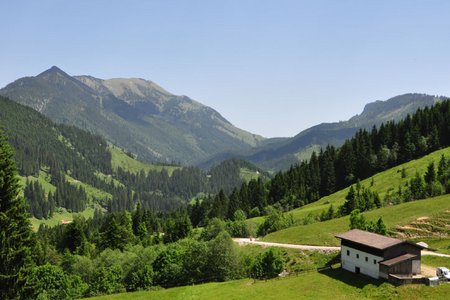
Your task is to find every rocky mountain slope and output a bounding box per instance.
[0,66,264,164]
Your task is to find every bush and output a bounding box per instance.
[23,264,88,299]
[257,206,293,236]
[251,248,284,279]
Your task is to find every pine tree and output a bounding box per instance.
[0,131,35,299]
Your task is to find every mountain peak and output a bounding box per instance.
[38,66,70,78]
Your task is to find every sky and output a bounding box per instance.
[1,1,450,138]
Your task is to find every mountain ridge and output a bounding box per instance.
[0,66,264,165]
[199,93,446,171]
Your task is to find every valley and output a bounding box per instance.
[1,73,450,299]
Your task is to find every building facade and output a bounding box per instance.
[336,229,423,279]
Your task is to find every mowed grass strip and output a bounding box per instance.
[262,194,450,246]
[88,268,450,300]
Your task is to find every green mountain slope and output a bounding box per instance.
[257,146,450,246]
[89,269,450,300]
[0,66,264,164]
[202,93,445,171]
[0,96,263,227]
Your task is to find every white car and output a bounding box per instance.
[436,267,450,280]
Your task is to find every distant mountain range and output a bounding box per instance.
[1,67,445,171]
[0,66,263,165]
[199,94,446,170]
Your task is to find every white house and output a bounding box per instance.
[335,229,423,280]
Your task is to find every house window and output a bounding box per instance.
[346,250,350,256]
[356,254,359,259]
[365,257,368,262]
[373,259,377,264]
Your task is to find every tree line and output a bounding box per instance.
[1,96,264,218]
[195,100,450,224]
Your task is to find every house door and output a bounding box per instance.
[355,267,360,274]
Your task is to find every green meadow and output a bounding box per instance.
[88,267,450,300]
[110,146,180,175]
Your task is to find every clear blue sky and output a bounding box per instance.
[2,1,450,138]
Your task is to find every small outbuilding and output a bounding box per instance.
[335,229,424,280]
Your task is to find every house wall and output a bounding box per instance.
[383,243,421,260]
[341,245,383,279]
[388,260,413,275]
[412,260,420,274]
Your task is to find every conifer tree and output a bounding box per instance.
[0,131,34,299]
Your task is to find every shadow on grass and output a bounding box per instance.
[319,267,385,289]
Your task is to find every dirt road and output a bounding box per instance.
[233,238,340,252]
[422,250,450,257]
[234,238,450,257]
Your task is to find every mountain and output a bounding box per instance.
[0,66,264,164]
[0,95,265,221]
[207,93,445,171]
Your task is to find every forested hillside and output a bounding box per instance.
[192,100,450,227]
[19,99,448,299]
[0,96,262,221]
[1,98,449,299]
[201,94,445,171]
[0,67,264,165]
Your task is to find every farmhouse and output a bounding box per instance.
[335,229,424,280]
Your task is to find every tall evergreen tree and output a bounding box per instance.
[0,131,35,299]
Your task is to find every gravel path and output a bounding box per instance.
[422,250,450,257]
[233,238,340,252]
[234,238,450,257]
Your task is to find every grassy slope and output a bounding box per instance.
[26,146,183,230]
[422,256,450,268]
[284,147,450,221]
[18,170,56,194]
[263,193,450,246]
[30,206,97,231]
[412,238,450,255]
[65,174,112,201]
[248,146,450,227]
[89,268,450,300]
[21,171,110,230]
[258,147,450,246]
[240,168,261,182]
[110,146,180,175]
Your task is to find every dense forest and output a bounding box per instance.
[1,97,450,298]
[0,128,282,298]
[0,96,265,218]
[196,100,450,225]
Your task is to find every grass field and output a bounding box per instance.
[26,173,109,230]
[249,147,450,227]
[88,267,450,300]
[262,194,450,246]
[65,174,112,201]
[412,238,450,255]
[110,146,180,175]
[18,170,56,194]
[240,168,261,182]
[422,256,450,269]
[30,205,98,231]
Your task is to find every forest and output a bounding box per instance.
[1,98,450,299]
[0,95,266,219]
